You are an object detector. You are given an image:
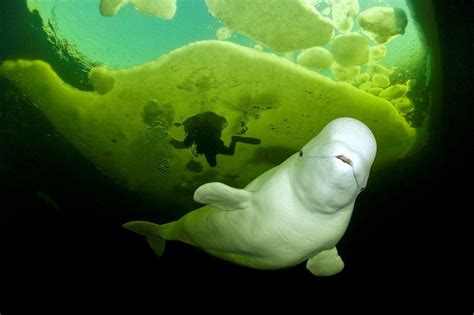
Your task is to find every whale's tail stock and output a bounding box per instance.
[123,221,166,257]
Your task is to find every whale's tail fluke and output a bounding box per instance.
[123,221,166,257]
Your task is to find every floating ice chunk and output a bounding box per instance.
[406,79,416,90]
[321,7,331,16]
[330,33,369,67]
[379,84,408,100]
[331,0,359,33]
[100,0,129,16]
[133,0,177,20]
[357,6,408,44]
[357,73,370,84]
[369,87,383,96]
[369,44,387,64]
[205,0,334,52]
[391,96,414,114]
[370,64,394,76]
[216,27,232,40]
[372,73,390,88]
[100,0,177,20]
[331,63,360,82]
[89,67,115,94]
[358,81,372,92]
[297,47,334,69]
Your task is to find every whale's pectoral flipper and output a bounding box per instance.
[123,221,166,256]
[193,182,253,211]
[306,247,345,276]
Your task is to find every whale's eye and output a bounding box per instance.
[299,150,303,157]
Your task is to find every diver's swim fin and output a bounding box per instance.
[123,221,165,257]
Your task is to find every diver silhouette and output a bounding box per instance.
[170,111,261,167]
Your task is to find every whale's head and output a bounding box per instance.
[292,117,377,213]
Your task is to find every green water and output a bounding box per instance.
[23,0,432,130]
[27,0,224,67]
[0,0,439,213]
[27,0,421,69]
[0,0,440,219]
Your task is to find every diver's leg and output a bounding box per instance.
[204,152,217,167]
[306,247,344,276]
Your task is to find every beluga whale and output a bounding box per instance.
[124,117,377,276]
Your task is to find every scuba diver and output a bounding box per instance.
[170,112,261,167]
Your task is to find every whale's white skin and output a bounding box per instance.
[124,117,377,276]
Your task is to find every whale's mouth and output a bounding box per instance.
[337,155,360,190]
[336,154,353,166]
[334,155,360,190]
[307,154,360,189]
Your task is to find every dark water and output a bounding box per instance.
[0,0,471,310]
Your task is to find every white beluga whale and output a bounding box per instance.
[124,117,377,276]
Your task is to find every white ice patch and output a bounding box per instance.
[100,0,129,16]
[216,27,232,40]
[368,44,387,64]
[100,0,177,20]
[330,0,359,34]
[357,6,408,44]
[330,33,369,67]
[331,63,360,82]
[205,0,334,52]
[297,47,334,69]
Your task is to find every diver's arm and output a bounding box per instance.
[170,136,193,149]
